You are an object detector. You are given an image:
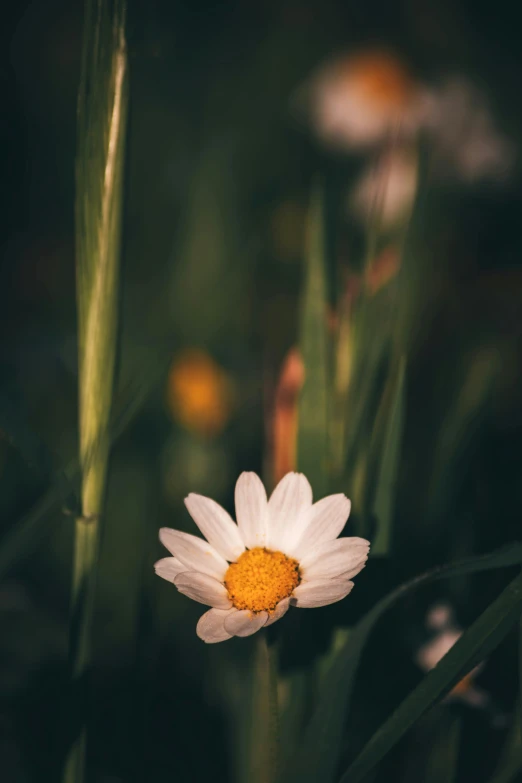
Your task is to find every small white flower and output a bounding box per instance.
[423,77,515,183]
[416,627,463,672]
[349,147,418,227]
[155,472,369,643]
[416,603,488,708]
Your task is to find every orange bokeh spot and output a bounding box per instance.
[166,350,233,437]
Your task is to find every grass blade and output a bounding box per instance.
[371,357,406,556]
[63,0,128,780]
[297,184,330,497]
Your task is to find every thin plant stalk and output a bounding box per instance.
[245,632,281,783]
[63,0,128,780]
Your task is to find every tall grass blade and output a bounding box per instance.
[297,184,330,497]
[63,0,128,780]
[371,357,406,556]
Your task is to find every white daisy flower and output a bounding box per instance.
[155,471,369,643]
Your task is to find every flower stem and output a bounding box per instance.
[246,631,281,783]
[265,633,281,779]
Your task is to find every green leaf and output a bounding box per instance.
[371,357,406,556]
[297,184,330,497]
[281,542,522,783]
[340,568,522,783]
[343,303,390,476]
[341,296,396,540]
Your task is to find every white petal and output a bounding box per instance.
[340,562,367,580]
[300,537,369,581]
[185,493,245,562]
[154,557,186,582]
[288,494,352,559]
[159,528,228,580]
[174,572,232,609]
[224,609,268,637]
[196,608,236,643]
[235,472,269,549]
[291,578,354,608]
[265,597,291,627]
[267,472,312,550]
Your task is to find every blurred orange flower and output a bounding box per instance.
[166,350,234,437]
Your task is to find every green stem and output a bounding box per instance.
[266,634,281,778]
[63,520,100,783]
[246,632,281,783]
[63,0,128,780]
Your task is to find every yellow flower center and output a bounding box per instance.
[224,548,300,613]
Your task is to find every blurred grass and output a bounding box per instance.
[296,185,330,497]
[63,0,128,780]
[370,356,406,556]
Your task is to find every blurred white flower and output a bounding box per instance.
[300,49,426,149]
[416,603,488,708]
[424,77,515,183]
[155,471,369,642]
[350,147,418,227]
[425,602,453,631]
[298,50,515,185]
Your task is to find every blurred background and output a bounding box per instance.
[2,0,522,781]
